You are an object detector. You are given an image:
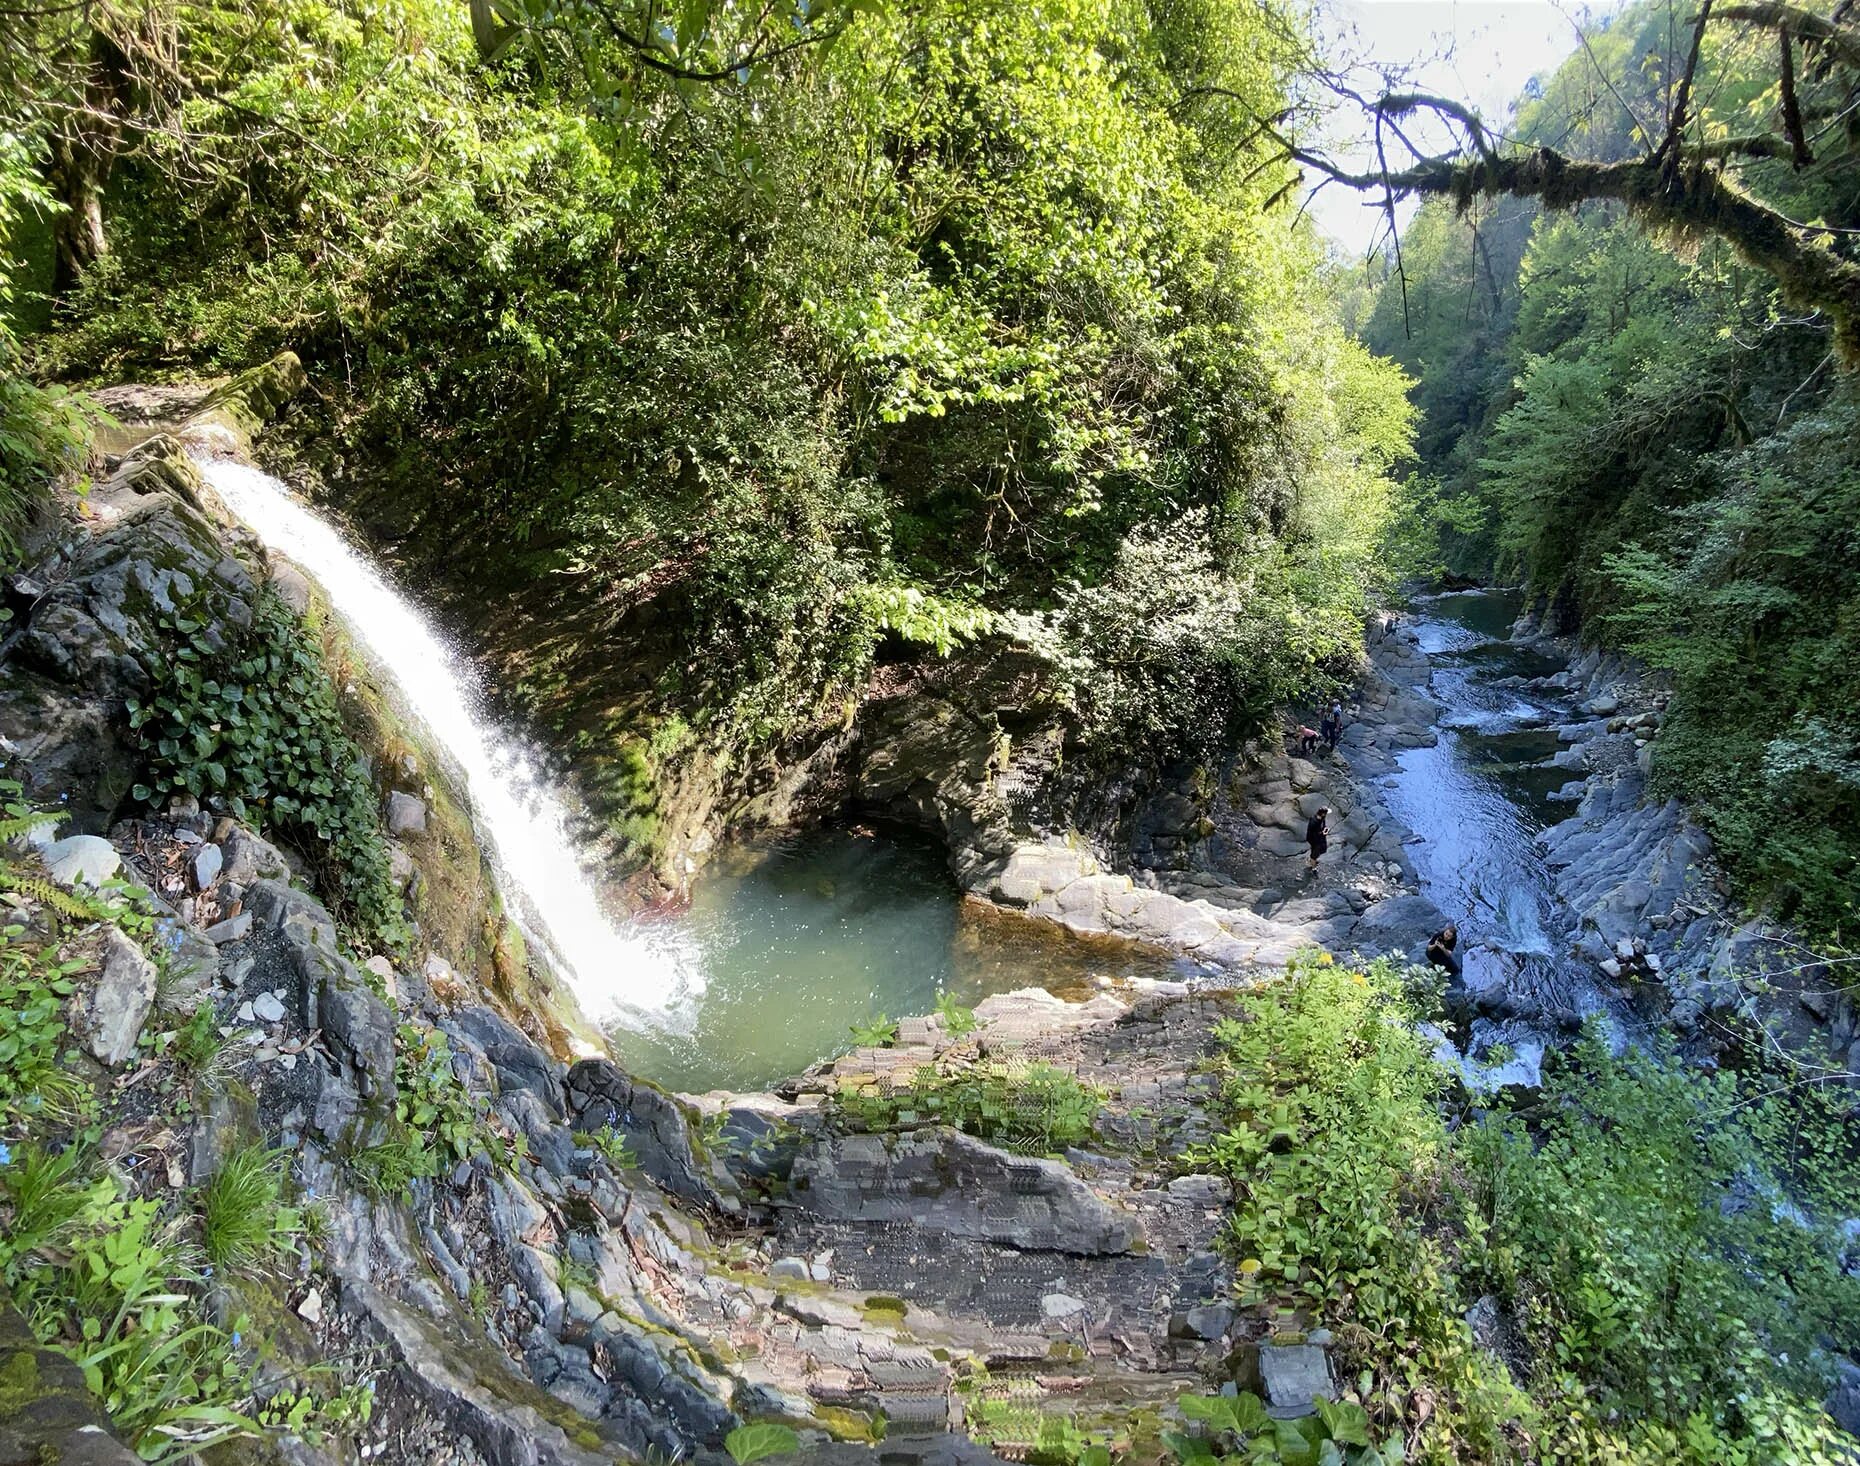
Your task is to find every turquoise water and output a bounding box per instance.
[605,826,1182,1094]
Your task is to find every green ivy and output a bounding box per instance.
[126,592,406,952]
[349,1024,523,1198]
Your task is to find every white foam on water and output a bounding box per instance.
[197,457,703,1027]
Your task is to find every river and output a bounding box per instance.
[1380,589,1629,1082]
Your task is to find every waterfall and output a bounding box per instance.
[196,458,701,1028]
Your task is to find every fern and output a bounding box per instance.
[3,869,93,921]
[0,809,62,843]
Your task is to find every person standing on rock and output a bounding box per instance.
[1305,807,1330,871]
[1324,700,1345,753]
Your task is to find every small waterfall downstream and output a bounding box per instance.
[197,457,701,1028]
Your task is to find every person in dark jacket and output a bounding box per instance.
[1324,700,1345,752]
[1426,923,1462,977]
[1305,807,1329,870]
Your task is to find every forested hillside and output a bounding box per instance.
[1362,0,1860,933]
[3,0,1410,871]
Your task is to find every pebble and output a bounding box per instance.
[252,991,286,1024]
[296,1287,324,1324]
[770,1257,811,1281]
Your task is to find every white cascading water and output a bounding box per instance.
[197,458,702,1029]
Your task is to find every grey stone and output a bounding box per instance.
[191,842,223,890]
[1040,1293,1086,1320]
[76,927,156,1066]
[220,825,287,884]
[1170,1303,1234,1341]
[43,834,121,889]
[788,1126,1139,1254]
[565,1058,717,1207]
[203,911,253,944]
[386,791,428,837]
[769,1256,811,1281]
[1256,1343,1335,1419]
[252,990,286,1024]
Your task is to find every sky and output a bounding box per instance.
[1305,0,1593,257]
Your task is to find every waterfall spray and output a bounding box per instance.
[197,457,701,1027]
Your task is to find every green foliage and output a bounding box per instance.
[200,1147,300,1272]
[0,922,84,1130]
[126,592,406,950]
[724,1422,801,1464]
[575,1123,638,1171]
[0,1145,262,1461]
[1168,1391,1402,1464]
[350,1024,521,1198]
[1364,0,1858,932]
[933,991,978,1037]
[836,1058,1101,1154]
[1189,951,1860,1464]
[28,0,1412,859]
[0,132,90,567]
[847,1013,899,1048]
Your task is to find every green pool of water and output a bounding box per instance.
[604,826,1184,1094]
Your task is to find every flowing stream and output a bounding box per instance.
[1380,589,1627,1080]
[199,458,703,1028]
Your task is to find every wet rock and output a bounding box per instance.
[386,791,428,837]
[75,927,156,1066]
[43,834,120,888]
[0,677,133,835]
[788,1126,1139,1254]
[448,1007,563,1113]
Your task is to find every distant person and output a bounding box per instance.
[1318,708,1337,752]
[1305,807,1329,871]
[1426,923,1462,978]
[1325,700,1345,752]
[1296,724,1319,756]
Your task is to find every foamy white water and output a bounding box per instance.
[198,458,701,1026]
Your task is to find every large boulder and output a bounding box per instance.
[788,1126,1140,1255]
[565,1059,714,1206]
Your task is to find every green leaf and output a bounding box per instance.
[724,1423,800,1464]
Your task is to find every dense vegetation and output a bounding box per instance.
[3,0,1409,871]
[1181,951,1860,1465]
[1362,0,1860,933]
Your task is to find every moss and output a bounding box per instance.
[0,1349,41,1420]
[810,1403,886,1443]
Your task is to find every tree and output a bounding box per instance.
[1238,0,1860,360]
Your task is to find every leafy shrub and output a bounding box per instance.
[1188,950,1860,1463]
[836,1058,1102,1154]
[350,1024,522,1197]
[724,1422,800,1464]
[1168,1392,1401,1464]
[0,1145,261,1461]
[127,592,406,950]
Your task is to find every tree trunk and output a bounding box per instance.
[45,26,132,297]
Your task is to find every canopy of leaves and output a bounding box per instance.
[13,0,1413,862]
